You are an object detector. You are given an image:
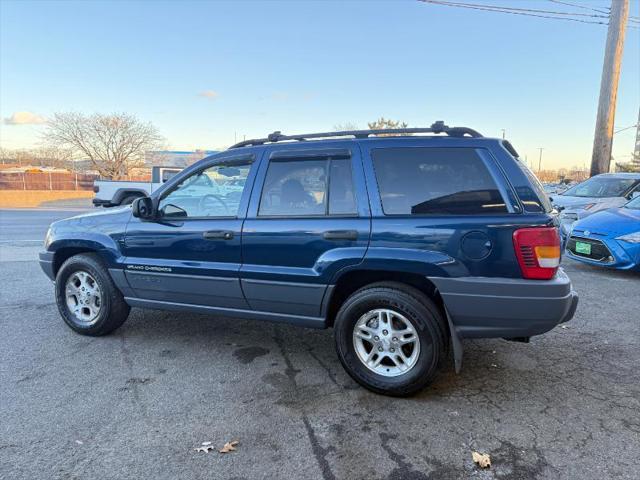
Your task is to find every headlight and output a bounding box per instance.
[44,227,53,248]
[560,212,578,221]
[616,231,640,243]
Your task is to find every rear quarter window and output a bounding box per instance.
[514,161,552,213]
[371,147,508,215]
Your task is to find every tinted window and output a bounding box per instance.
[329,160,357,215]
[515,161,552,213]
[259,158,356,216]
[372,147,507,215]
[159,162,251,218]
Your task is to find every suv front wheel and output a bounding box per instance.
[334,282,447,396]
[55,253,130,336]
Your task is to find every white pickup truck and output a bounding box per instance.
[92,166,182,207]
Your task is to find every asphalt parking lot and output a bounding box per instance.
[1,208,639,480]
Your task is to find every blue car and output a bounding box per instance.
[566,195,640,271]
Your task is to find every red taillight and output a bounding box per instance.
[513,227,560,280]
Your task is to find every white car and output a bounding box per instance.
[551,173,640,236]
[93,166,182,207]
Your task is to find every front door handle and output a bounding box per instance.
[203,230,234,240]
[323,230,358,241]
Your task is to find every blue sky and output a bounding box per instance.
[1,0,638,169]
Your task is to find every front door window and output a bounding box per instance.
[159,163,252,218]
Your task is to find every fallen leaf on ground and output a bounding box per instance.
[472,451,491,469]
[195,445,216,453]
[219,440,239,454]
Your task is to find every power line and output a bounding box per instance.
[548,0,610,15]
[421,1,610,18]
[614,123,639,134]
[418,1,610,25]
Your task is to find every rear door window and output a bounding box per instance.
[258,157,357,216]
[371,147,508,215]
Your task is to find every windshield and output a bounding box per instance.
[562,177,637,198]
[624,195,640,210]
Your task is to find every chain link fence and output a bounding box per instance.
[0,172,100,190]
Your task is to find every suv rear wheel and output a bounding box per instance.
[334,282,446,396]
[55,253,130,336]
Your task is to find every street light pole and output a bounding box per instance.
[634,107,640,168]
[538,148,544,173]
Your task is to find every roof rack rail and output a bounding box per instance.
[229,121,482,148]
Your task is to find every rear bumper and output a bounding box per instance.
[39,251,55,281]
[429,268,578,339]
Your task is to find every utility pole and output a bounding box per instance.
[538,148,544,173]
[634,107,640,168]
[590,0,629,177]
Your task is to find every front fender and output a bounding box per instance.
[48,236,123,268]
[44,207,131,270]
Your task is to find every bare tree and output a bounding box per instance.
[32,146,73,169]
[0,147,16,165]
[367,117,410,136]
[333,122,359,131]
[368,117,409,130]
[43,112,163,179]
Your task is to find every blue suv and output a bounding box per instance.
[40,122,578,396]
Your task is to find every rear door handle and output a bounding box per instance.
[323,230,358,241]
[203,230,234,240]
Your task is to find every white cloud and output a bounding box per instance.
[3,111,46,125]
[198,90,219,100]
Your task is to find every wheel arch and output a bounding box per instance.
[112,188,147,205]
[324,269,446,328]
[52,247,100,278]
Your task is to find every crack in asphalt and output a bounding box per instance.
[273,326,337,480]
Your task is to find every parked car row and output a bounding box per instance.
[543,182,572,195]
[550,173,640,272]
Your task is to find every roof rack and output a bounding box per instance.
[229,121,482,148]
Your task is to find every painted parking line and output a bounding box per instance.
[0,240,43,243]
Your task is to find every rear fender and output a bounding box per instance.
[331,246,468,281]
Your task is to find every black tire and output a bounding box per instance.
[55,253,130,336]
[334,282,447,397]
[120,195,140,206]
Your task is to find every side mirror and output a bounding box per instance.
[132,197,155,219]
[631,191,640,199]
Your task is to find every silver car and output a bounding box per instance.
[551,173,640,236]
